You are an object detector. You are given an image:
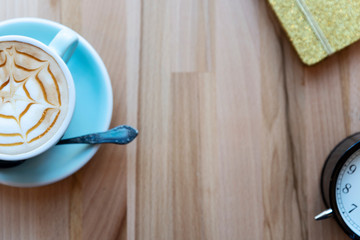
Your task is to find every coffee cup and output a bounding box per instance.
[0,29,78,161]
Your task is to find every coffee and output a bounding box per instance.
[0,41,69,155]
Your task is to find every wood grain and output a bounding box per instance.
[0,1,127,240]
[1,0,359,239]
[129,0,360,240]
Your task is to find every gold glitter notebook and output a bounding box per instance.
[268,0,360,65]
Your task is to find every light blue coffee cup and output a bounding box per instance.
[0,29,78,161]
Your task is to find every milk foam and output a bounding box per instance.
[0,41,69,155]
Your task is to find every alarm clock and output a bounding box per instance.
[316,132,360,239]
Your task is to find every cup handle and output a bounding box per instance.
[48,28,78,63]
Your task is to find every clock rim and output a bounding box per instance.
[329,139,360,240]
[321,132,360,208]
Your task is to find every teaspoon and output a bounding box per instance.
[0,125,138,168]
[57,125,138,145]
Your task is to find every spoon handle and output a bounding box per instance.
[57,125,138,145]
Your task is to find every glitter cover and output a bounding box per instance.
[268,0,360,65]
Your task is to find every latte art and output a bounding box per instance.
[0,41,68,155]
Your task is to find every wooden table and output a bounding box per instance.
[0,0,356,239]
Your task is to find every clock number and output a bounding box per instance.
[349,204,358,214]
[347,164,357,175]
[343,183,352,194]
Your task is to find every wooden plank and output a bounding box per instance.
[170,73,218,240]
[126,0,141,239]
[134,1,219,239]
[67,0,128,239]
[3,0,360,239]
[132,0,352,239]
[0,2,70,240]
[0,1,128,239]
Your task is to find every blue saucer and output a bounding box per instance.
[0,18,113,187]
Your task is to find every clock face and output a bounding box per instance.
[336,148,360,237]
